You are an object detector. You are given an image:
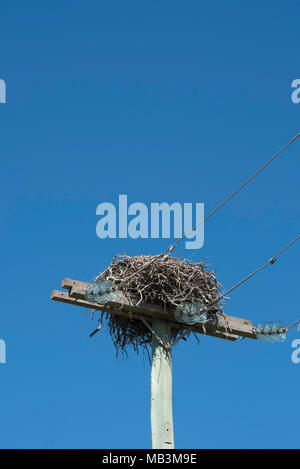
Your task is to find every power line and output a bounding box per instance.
[118,132,300,289]
[287,318,300,331]
[208,235,300,309]
[170,133,300,250]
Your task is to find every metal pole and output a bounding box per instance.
[151,318,174,449]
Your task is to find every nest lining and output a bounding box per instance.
[93,254,225,357]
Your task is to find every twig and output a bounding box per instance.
[89,322,103,338]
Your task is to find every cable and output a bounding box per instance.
[118,132,300,289]
[170,133,300,250]
[287,318,300,331]
[207,235,300,309]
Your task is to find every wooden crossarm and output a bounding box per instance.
[62,279,256,339]
[51,289,238,341]
[51,278,257,341]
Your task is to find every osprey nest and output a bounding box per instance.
[93,254,225,358]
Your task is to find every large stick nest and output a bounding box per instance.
[93,254,225,358]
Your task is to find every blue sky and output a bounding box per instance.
[0,1,299,449]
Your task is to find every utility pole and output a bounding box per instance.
[51,278,257,448]
[151,319,174,449]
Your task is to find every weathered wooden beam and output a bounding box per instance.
[59,278,256,340]
[51,288,238,341]
[51,290,142,320]
[62,278,88,290]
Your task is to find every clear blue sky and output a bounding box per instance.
[0,1,299,449]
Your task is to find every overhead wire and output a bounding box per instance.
[118,132,300,289]
[195,235,300,319]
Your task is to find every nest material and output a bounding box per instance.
[94,254,224,357]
